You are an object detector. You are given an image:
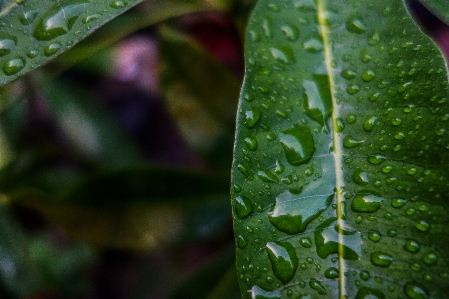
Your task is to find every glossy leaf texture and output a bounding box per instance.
[231,0,449,298]
[0,0,144,86]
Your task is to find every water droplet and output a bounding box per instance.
[352,170,369,185]
[237,163,249,177]
[249,285,281,299]
[309,278,326,294]
[244,136,258,150]
[262,17,272,38]
[415,220,429,232]
[369,33,380,45]
[234,196,253,219]
[237,235,248,249]
[391,198,407,208]
[244,108,261,128]
[335,118,345,132]
[109,0,127,8]
[346,17,367,33]
[44,42,61,56]
[368,230,381,242]
[266,241,298,283]
[422,252,437,264]
[368,155,386,165]
[0,36,16,57]
[269,183,333,234]
[281,24,299,41]
[33,1,88,41]
[404,282,428,299]
[370,251,393,267]
[351,191,384,212]
[299,237,312,248]
[355,287,385,299]
[324,267,339,279]
[270,46,295,64]
[346,114,356,123]
[267,3,280,11]
[343,136,364,148]
[82,13,101,23]
[315,218,361,260]
[294,0,316,10]
[303,76,332,128]
[382,165,392,173]
[404,239,419,253]
[303,38,323,53]
[258,170,279,183]
[2,58,25,76]
[362,69,376,82]
[360,49,371,63]
[279,125,315,166]
[27,50,38,58]
[397,81,412,93]
[346,84,360,94]
[395,132,406,140]
[341,69,356,79]
[392,118,402,125]
[359,271,370,281]
[363,116,378,132]
[19,10,39,25]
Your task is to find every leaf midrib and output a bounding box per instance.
[316,0,346,297]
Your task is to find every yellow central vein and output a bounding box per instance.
[316,0,346,298]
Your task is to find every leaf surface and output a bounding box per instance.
[231,0,449,298]
[0,0,144,86]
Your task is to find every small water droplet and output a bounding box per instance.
[371,251,393,267]
[82,13,101,23]
[258,170,279,183]
[249,285,281,299]
[341,69,356,79]
[281,24,299,41]
[309,278,326,294]
[415,220,429,232]
[267,3,280,11]
[244,136,258,150]
[44,42,61,56]
[299,237,312,248]
[303,38,323,53]
[270,46,295,64]
[237,235,248,249]
[368,230,381,242]
[26,50,38,58]
[352,170,369,185]
[2,57,25,76]
[244,107,261,128]
[109,0,127,8]
[355,287,385,299]
[279,125,315,166]
[368,154,386,165]
[359,271,371,281]
[234,196,253,219]
[324,267,339,279]
[362,69,376,82]
[343,136,364,148]
[404,282,428,299]
[266,241,298,283]
[346,84,360,94]
[346,17,367,33]
[0,36,16,57]
[422,252,437,264]
[363,116,378,132]
[352,191,384,213]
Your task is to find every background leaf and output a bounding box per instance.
[232,0,449,298]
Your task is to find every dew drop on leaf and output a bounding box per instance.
[303,38,323,53]
[109,0,127,8]
[2,57,25,75]
[249,285,281,299]
[237,235,248,249]
[244,107,261,128]
[258,170,279,183]
[44,42,61,56]
[309,278,326,294]
[346,17,367,34]
[404,282,428,299]
[363,116,378,132]
[299,237,312,248]
[0,36,16,56]
[270,46,295,64]
[279,125,315,166]
[324,267,339,279]
[303,76,332,128]
[351,191,384,212]
[266,241,298,284]
[234,196,253,219]
[354,287,385,299]
[422,252,437,265]
[281,24,299,41]
[367,154,386,165]
[370,251,393,267]
[368,230,381,242]
[343,135,363,148]
[404,239,419,253]
[33,0,88,41]
[415,220,429,232]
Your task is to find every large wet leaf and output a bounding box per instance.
[231,0,449,298]
[0,0,144,86]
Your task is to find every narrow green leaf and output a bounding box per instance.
[418,0,449,25]
[0,0,144,86]
[160,27,240,166]
[232,0,449,298]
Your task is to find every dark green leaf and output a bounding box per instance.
[0,0,145,86]
[232,0,449,298]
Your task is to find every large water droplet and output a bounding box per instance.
[249,285,281,299]
[324,267,339,279]
[346,17,367,33]
[279,125,315,166]
[370,251,393,267]
[33,0,88,41]
[270,46,295,64]
[315,217,361,260]
[234,196,253,219]
[404,282,428,299]
[269,183,333,234]
[363,116,378,132]
[355,287,385,299]
[266,241,298,284]
[351,191,384,212]
[2,58,25,76]
[258,170,279,183]
[244,107,261,128]
[0,36,16,57]
[303,75,332,129]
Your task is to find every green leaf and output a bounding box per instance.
[160,26,240,167]
[232,0,449,298]
[0,0,144,86]
[418,0,449,25]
